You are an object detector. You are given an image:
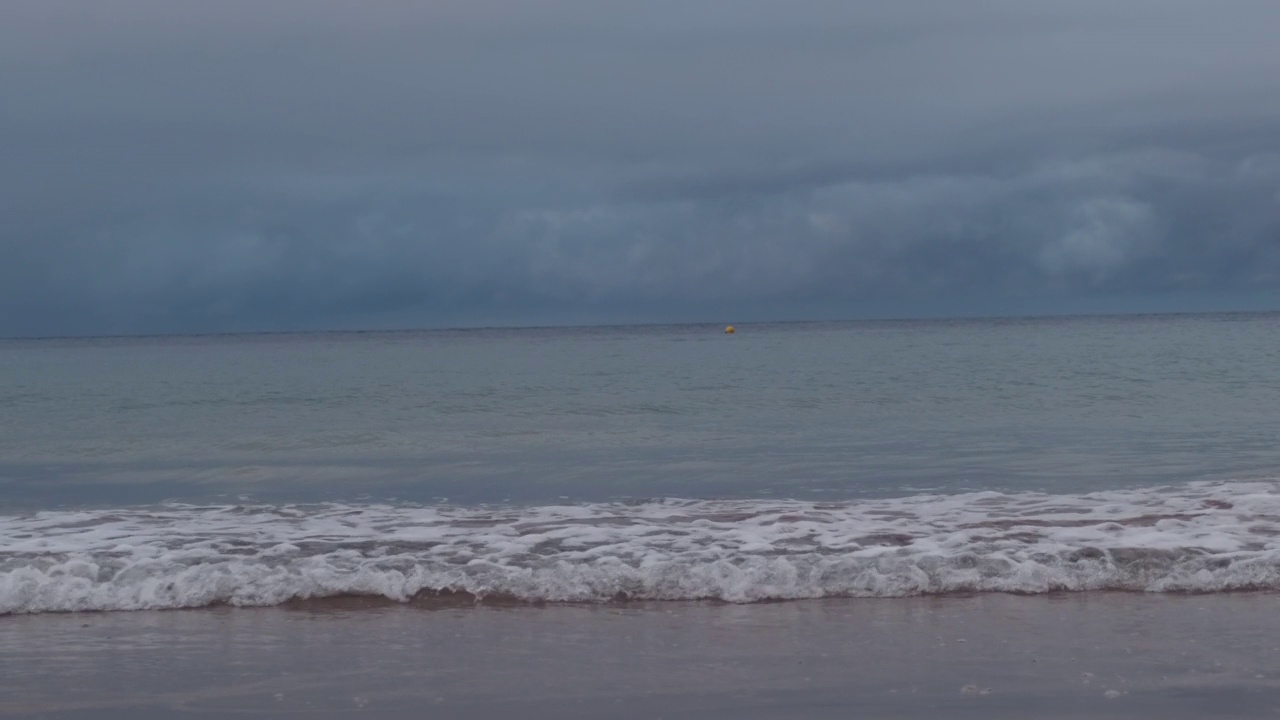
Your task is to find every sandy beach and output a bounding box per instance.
[4,592,1280,719]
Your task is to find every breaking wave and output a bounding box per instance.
[5,480,1280,614]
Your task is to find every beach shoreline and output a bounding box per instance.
[4,592,1280,719]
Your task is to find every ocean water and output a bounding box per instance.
[4,312,1280,614]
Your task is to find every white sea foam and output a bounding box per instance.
[5,480,1280,614]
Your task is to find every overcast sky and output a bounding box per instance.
[3,0,1279,335]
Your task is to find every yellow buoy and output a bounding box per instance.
[724,325,735,334]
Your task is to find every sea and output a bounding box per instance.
[4,312,1280,718]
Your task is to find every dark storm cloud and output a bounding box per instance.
[2,0,1279,335]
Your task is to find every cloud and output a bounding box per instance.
[2,1,1279,335]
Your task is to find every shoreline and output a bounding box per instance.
[3,586,1279,617]
[4,592,1280,718]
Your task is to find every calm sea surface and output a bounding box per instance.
[3,313,1279,508]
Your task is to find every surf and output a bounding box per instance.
[4,479,1280,614]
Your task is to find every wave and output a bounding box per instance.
[4,480,1280,614]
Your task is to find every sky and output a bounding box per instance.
[2,0,1279,336]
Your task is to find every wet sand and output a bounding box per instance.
[3,593,1280,719]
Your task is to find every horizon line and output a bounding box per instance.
[3,307,1277,342]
